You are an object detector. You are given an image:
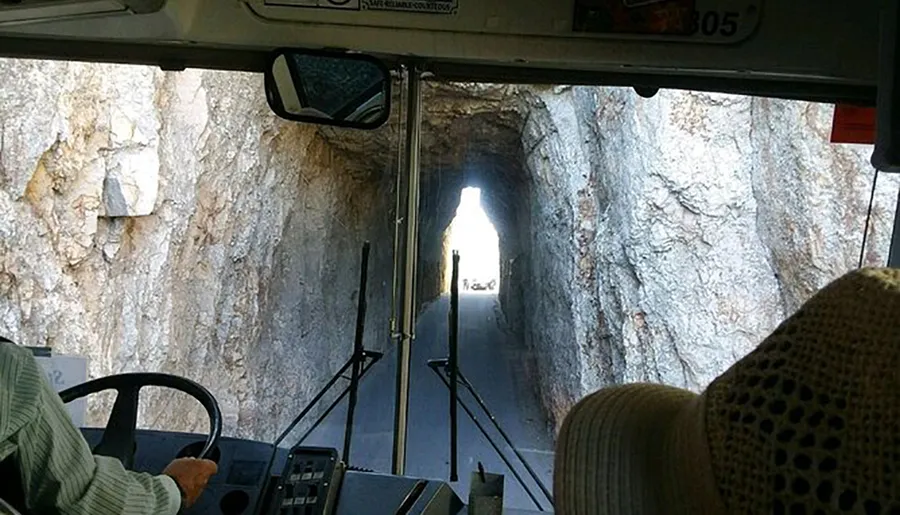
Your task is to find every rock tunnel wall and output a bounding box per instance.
[0,60,398,441]
[513,87,900,429]
[1,60,899,441]
[388,83,899,432]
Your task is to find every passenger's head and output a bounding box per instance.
[554,267,900,514]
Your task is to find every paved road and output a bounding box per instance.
[301,293,555,511]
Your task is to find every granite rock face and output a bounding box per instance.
[0,60,396,441]
[1,60,896,441]
[514,87,899,428]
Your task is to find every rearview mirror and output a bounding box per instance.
[264,49,391,130]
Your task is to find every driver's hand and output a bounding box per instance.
[163,457,218,508]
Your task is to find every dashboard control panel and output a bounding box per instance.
[268,447,344,515]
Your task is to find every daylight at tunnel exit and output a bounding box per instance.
[446,187,501,292]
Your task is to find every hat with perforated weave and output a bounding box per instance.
[554,267,900,514]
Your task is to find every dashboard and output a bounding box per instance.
[79,429,539,515]
[81,429,286,515]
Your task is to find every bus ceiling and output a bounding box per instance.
[0,0,886,105]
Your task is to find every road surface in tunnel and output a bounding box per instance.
[300,293,555,511]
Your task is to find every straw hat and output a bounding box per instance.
[554,267,900,514]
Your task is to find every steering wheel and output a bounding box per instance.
[59,373,222,469]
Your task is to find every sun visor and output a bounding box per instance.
[872,0,900,172]
[0,0,163,26]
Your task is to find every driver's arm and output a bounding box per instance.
[0,343,181,515]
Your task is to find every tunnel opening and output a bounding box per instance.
[443,187,501,294]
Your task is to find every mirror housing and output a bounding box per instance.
[264,48,391,130]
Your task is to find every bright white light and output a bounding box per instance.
[446,187,500,293]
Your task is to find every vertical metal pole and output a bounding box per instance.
[343,241,370,465]
[449,251,460,482]
[889,186,900,268]
[389,71,407,336]
[392,66,423,476]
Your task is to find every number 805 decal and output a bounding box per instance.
[690,11,741,37]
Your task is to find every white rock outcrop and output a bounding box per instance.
[0,60,396,441]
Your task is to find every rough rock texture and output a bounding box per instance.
[0,60,397,441]
[1,60,897,442]
[516,87,900,429]
[317,82,900,433]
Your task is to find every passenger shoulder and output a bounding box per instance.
[0,342,43,388]
[0,342,39,367]
[0,342,43,436]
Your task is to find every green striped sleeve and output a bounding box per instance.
[1,343,181,515]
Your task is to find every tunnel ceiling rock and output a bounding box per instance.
[316,82,528,179]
